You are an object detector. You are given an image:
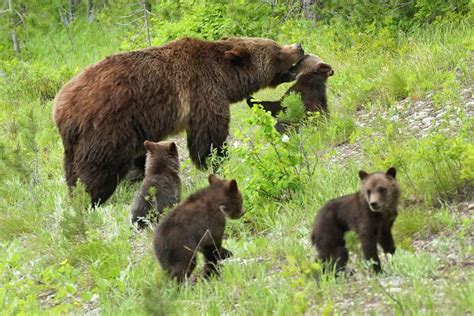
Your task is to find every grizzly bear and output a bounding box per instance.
[53,37,304,205]
[246,54,333,132]
[153,174,243,282]
[131,141,181,229]
[311,167,399,274]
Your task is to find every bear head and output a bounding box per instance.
[208,174,244,219]
[143,140,180,175]
[358,167,399,213]
[292,54,334,81]
[220,37,305,88]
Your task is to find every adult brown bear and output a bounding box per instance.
[53,37,304,205]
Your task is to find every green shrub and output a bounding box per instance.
[226,104,311,223]
[278,93,306,124]
[0,60,74,102]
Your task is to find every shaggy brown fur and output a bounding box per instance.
[311,167,399,273]
[153,174,243,282]
[246,54,333,132]
[131,141,181,229]
[53,37,304,205]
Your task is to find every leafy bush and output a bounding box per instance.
[226,104,311,216]
[316,0,471,33]
[278,93,306,124]
[362,123,473,204]
[0,60,74,102]
[121,0,281,49]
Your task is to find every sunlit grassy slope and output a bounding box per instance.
[0,13,472,315]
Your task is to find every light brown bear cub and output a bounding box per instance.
[153,174,243,282]
[311,167,399,273]
[131,141,181,229]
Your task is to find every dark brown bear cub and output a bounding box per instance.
[247,54,333,132]
[153,174,243,282]
[131,141,181,229]
[311,167,399,273]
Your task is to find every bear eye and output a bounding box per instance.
[378,187,387,194]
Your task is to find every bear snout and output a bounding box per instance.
[369,202,380,211]
[282,43,305,60]
[232,206,245,219]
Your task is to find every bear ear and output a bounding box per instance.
[144,140,155,152]
[224,46,250,62]
[227,179,238,192]
[168,142,178,155]
[386,167,396,179]
[317,63,334,76]
[358,170,369,180]
[208,174,220,184]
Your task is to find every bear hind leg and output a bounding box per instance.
[316,232,348,274]
[64,146,78,189]
[169,257,196,283]
[76,160,130,206]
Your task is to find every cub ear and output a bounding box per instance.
[386,167,396,179]
[168,142,178,155]
[224,46,250,62]
[317,63,334,76]
[227,179,238,192]
[358,170,369,180]
[208,174,220,184]
[144,140,155,152]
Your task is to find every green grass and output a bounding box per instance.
[1,9,473,315]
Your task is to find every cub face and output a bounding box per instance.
[208,174,244,219]
[293,54,334,79]
[359,167,398,213]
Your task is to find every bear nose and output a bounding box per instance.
[370,202,379,209]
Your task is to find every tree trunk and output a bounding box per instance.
[68,0,74,23]
[300,0,316,19]
[87,0,94,22]
[11,30,20,54]
[142,0,151,47]
[8,0,20,54]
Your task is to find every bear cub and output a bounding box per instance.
[153,174,244,282]
[247,54,334,132]
[131,141,181,229]
[311,167,399,273]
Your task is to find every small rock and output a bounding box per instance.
[435,111,446,119]
[413,110,429,120]
[447,253,457,262]
[422,117,434,126]
[390,287,403,293]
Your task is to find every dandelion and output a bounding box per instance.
[281,134,289,143]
